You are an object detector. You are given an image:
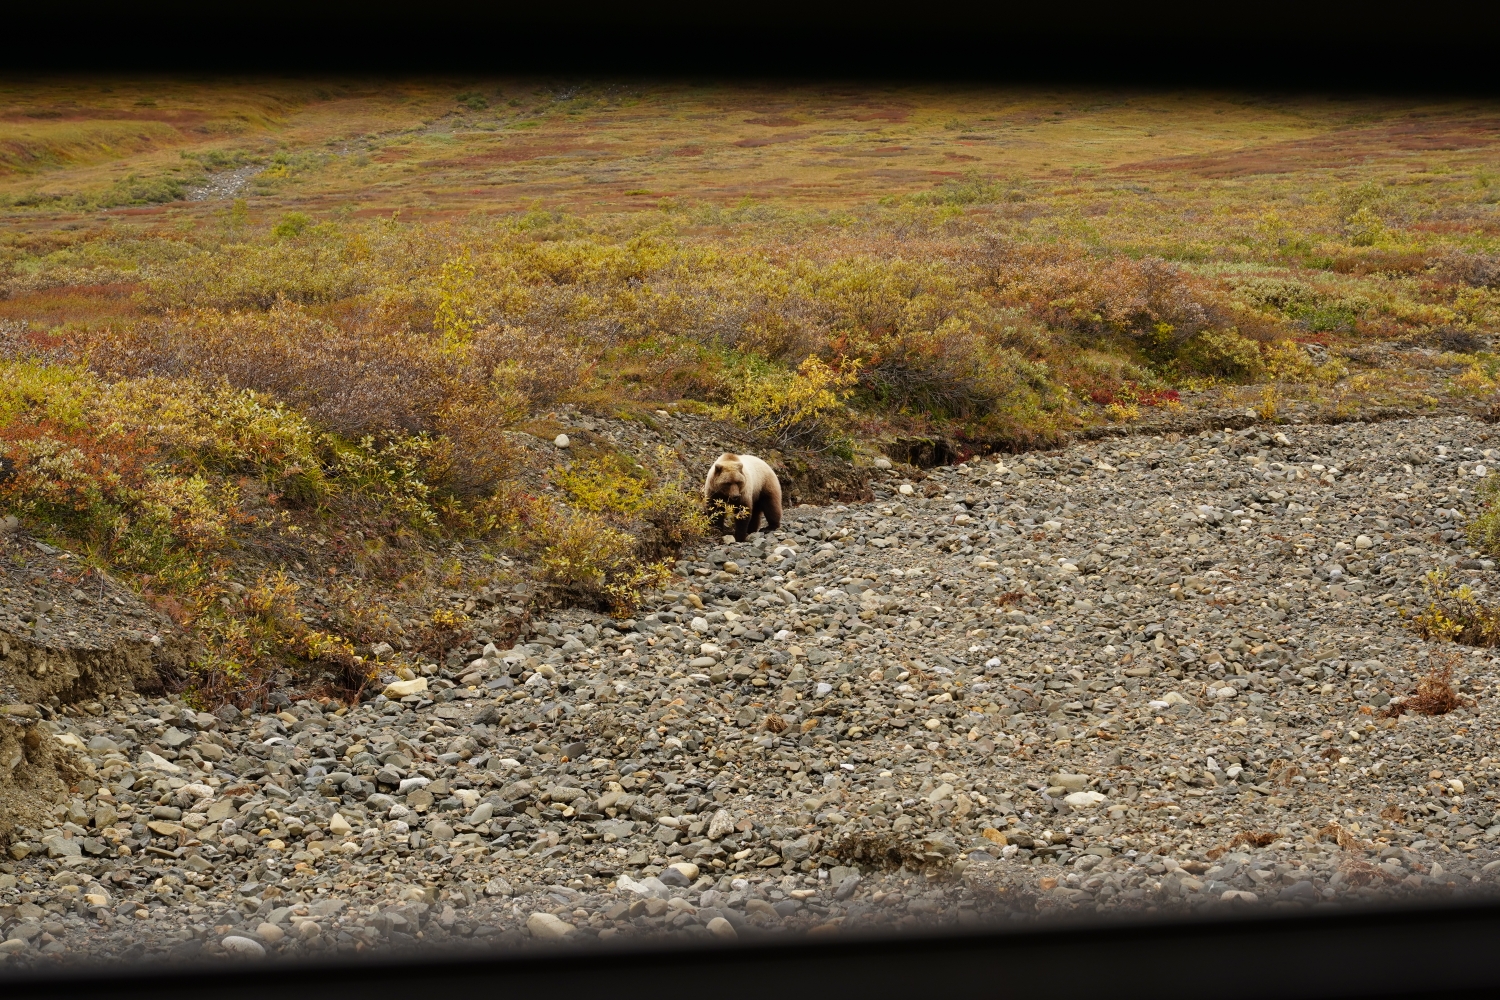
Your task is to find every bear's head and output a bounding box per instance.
[705,454,747,504]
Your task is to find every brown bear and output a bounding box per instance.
[703,453,782,542]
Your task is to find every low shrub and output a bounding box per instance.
[980,239,1229,365]
[144,238,369,310]
[1175,329,1265,380]
[851,322,1053,421]
[190,569,368,708]
[1467,475,1500,554]
[1433,249,1500,289]
[557,449,708,559]
[83,304,464,439]
[1407,569,1500,647]
[724,356,859,451]
[531,506,671,614]
[906,170,1028,207]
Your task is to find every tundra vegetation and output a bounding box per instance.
[1,79,1498,705]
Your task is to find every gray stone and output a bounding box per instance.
[221,935,266,957]
[1280,881,1319,902]
[835,874,861,900]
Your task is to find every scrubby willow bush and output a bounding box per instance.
[88,313,597,500]
[848,321,1055,421]
[0,362,293,570]
[1433,248,1500,290]
[1174,329,1266,380]
[978,238,1229,359]
[1468,475,1500,556]
[144,230,372,309]
[555,449,709,579]
[191,568,368,708]
[0,355,482,566]
[725,356,860,451]
[82,304,464,438]
[528,506,674,614]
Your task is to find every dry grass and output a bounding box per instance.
[1231,830,1279,849]
[1317,820,1364,851]
[1340,857,1401,887]
[1205,831,1280,860]
[828,831,924,871]
[1384,654,1471,717]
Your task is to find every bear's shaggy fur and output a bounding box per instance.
[703,453,782,542]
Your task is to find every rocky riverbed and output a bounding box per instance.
[5,413,1500,968]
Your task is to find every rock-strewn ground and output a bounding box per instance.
[5,414,1500,967]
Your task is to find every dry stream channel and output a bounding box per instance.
[4,414,1500,966]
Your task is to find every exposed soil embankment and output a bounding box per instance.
[1,524,187,852]
[0,527,187,707]
[0,715,81,845]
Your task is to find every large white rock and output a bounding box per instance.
[707,808,735,840]
[221,935,266,957]
[1063,791,1107,809]
[138,750,182,773]
[382,677,428,699]
[526,912,575,940]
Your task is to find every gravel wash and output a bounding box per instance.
[6,414,1500,968]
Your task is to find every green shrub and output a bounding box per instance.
[97,172,190,208]
[556,449,708,559]
[1176,329,1265,380]
[1468,475,1500,555]
[532,508,671,614]
[1233,277,1319,314]
[271,211,312,240]
[725,356,858,450]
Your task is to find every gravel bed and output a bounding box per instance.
[5,414,1500,968]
